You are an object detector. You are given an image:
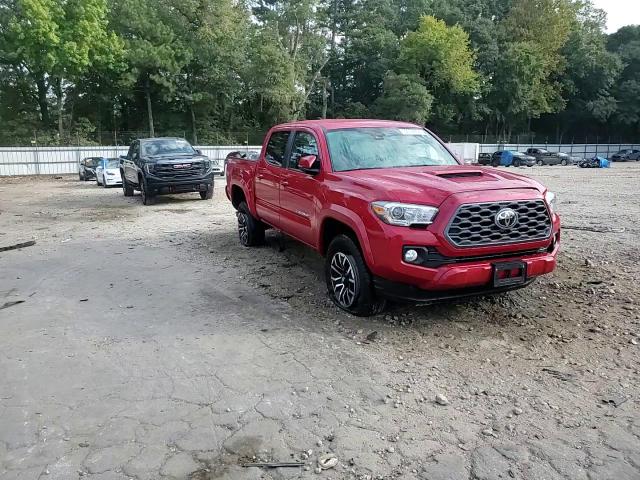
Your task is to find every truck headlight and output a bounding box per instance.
[371,202,439,227]
[144,163,156,174]
[545,191,557,213]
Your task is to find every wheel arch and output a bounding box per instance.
[318,209,375,268]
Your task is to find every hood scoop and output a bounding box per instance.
[432,169,484,179]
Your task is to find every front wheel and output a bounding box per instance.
[512,159,521,167]
[140,177,155,205]
[536,160,543,166]
[325,235,386,317]
[236,201,264,247]
[200,185,213,200]
[560,159,568,166]
[122,176,134,197]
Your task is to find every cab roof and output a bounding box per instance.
[274,119,423,131]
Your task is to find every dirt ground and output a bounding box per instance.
[0,164,639,480]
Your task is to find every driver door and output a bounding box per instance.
[279,130,321,247]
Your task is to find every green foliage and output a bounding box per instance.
[400,16,479,95]
[373,72,433,124]
[0,0,638,145]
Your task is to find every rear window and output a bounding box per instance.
[265,132,290,166]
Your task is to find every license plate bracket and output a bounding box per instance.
[493,261,527,287]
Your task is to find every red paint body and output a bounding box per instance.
[226,120,560,298]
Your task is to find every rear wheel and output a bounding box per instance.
[513,159,521,167]
[325,234,386,317]
[200,185,213,200]
[560,159,568,166]
[79,172,84,181]
[536,160,543,166]
[236,201,264,247]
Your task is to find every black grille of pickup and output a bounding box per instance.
[154,162,205,179]
[446,200,552,248]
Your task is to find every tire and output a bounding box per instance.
[200,184,213,200]
[103,175,108,187]
[122,175,134,197]
[512,159,521,167]
[140,177,155,205]
[236,201,264,247]
[491,160,500,167]
[560,159,568,166]
[536,160,543,166]
[325,234,386,317]
[79,172,84,181]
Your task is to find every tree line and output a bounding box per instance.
[0,0,638,146]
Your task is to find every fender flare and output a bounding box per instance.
[319,205,376,268]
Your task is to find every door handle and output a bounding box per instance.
[257,174,265,180]
[281,181,289,187]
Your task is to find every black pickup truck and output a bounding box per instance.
[119,137,214,205]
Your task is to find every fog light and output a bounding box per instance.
[404,249,419,263]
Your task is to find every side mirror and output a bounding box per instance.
[298,155,320,174]
[196,149,203,155]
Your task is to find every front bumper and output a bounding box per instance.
[363,190,560,302]
[373,242,558,303]
[104,176,122,185]
[146,172,214,195]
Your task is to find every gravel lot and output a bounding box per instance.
[1,164,639,480]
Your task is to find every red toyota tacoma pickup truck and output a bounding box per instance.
[226,120,560,316]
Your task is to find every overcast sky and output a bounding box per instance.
[593,0,640,32]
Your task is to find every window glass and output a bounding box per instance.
[142,138,195,156]
[326,127,457,172]
[265,131,290,166]
[290,132,319,170]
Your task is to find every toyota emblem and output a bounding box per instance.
[495,208,519,229]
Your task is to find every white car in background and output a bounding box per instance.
[95,158,123,187]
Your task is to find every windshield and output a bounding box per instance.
[142,139,195,156]
[326,127,457,172]
[106,159,119,168]
[85,158,100,167]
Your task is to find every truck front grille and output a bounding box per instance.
[445,200,551,248]
[154,162,205,179]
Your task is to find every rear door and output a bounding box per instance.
[254,130,291,227]
[279,130,321,246]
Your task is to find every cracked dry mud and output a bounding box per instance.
[0,164,639,480]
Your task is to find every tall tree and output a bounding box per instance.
[608,25,640,134]
[398,15,479,125]
[2,0,122,138]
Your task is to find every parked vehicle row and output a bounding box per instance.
[610,149,640,161]
[477,149,580,167]
[226,119,560,316]
[478,147,640,166]
[79,137,222,204]
[477,151,537,167]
